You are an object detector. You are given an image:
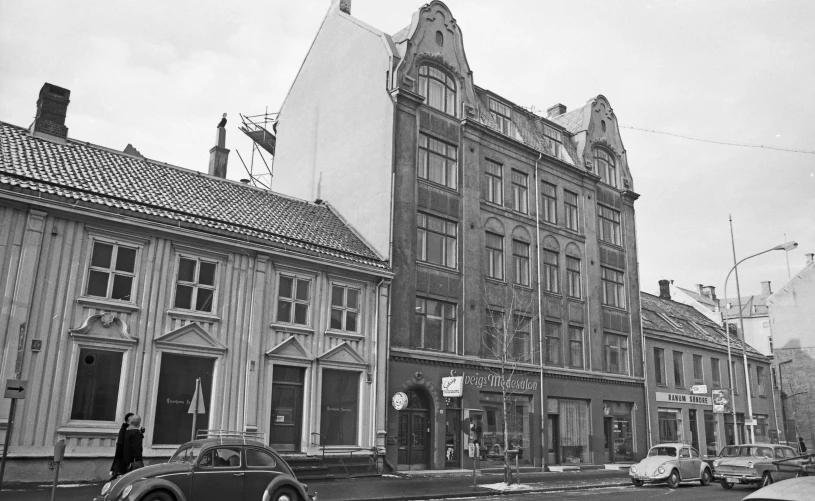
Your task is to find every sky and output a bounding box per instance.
[1,0,813,301]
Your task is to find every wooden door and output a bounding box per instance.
[397,389,431,470]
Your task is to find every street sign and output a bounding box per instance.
[744,418,758,426]
[691,384,708,394]
[188,379,206,414]
[4,379,27,399]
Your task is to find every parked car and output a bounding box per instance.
[714,444,803,489]
[742,476,815,501]
[704,445,741,475]
[629,443,712,489]
[93,436,313,501]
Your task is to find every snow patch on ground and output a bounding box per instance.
[479,482,534,491]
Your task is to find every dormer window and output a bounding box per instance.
[543,124,562,159]
[595,149,617,188]
[419,65,456,116]
[489,98,512,135]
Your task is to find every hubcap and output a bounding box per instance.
[279,495,292,501]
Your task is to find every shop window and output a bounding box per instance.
[320,369,359,446]
[153,353,215,444]
[556,399,590,464]
[673,351,685,388]
[543,250,559,293]
[605,402,634,461]
[276,275,311,325]
[754,415,769,442]
[484,160,503,205]
[174,257,218,313]
[542,182,557,224]
[544,322,561,366]
[693,354,704,384]
[568,326,584,369]
[419,64,456,117]
[330,284,360,332]
[564,190,579,231]
[598,205,622,245]
[604,333,629,375]
[658,409,683,443]
[711,358,721,388]
[70,348,123,421]
[418,133,458,190]
[414,297,456,353]
[601,267,626,308]
[417,212,457,269]
[566,257,581,299]
[85,241,137,301]
[704,410,717,456]
[479,393,531,465]
[654,348,666,386]
[511,170,529,214]
[485,232,504,280]
[512,240,530,287]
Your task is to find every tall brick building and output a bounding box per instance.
[271,0,646,469]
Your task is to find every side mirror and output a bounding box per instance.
[702,455,709,460]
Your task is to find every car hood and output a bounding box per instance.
[633,456,673,475]
[718,457,761,467]
[743,476,815,501]
[105,463,192,495]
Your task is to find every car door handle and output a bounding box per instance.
[233,472,244,476]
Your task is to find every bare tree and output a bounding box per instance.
[480,286,538,483]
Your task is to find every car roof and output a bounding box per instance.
[651,443,686,449]
[182,438,270,448]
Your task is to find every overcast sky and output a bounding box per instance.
[1,0,812,301]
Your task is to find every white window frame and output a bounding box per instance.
[485,159,503,205]
[542,182,557,224]
[172,255,220,314]
[511,169,529,214]
[564,190,579,231]
[81,228,146,307]
[275,272,314,327]
[329,282,363,334]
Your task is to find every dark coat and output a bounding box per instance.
[110,423,129,476]
[122,428,144,470]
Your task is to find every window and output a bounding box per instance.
[330,285,360,332]
[604,333,629,374]
[246,449,277,468]
[485,232,504,280]
[543,250,559,293]
[544,322,561,365]
[693,354,704,383]
[85,241,137,301]
[153,353,214,444]
[568,326,584,369]
[198,448,241,468]
[595,149,617,187]
[414,297,456,353]
[542,182,557,224]
[598,205,622,245]
[174,257,217,313]
[512,240,530,286]
[418,133,458,189]
[418,64,456,116]
[511,170,528,213]
[277,275,311,325]
[566,257,581,299]
[483,310,503,359]
[417,212,457,269]
[756,366,766,396]
[564,191,579,231]
[320,369,359,445]
[484,160,503,205]
[601,267,626,308]
[543,124,562,159]
[704,410,718,456]
[654,348,666,386]
[673,351,684,388]
[749,364,757,397]
[658,409,683,443]
[731,361,739,394]
[71,348,123,421]
[711,358,721,388]
[511,316,531,361]
[489,98,512,135]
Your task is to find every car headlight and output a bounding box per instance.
[101,482,112,495]
[122,484,133,499]
[747,461,754,468]
[631,466,638,473]
[658,466,665,474]
[713,460,719,468]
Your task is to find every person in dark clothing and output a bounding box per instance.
[799,436,808,454]
[122,415,144,473]
[110,412,134,479]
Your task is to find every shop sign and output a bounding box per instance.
[655,391,711,405]
[712,389,732,414]
[442,376,463,397]
[691,384,708,394]
[392,391,408,410]
[462,372,539,391]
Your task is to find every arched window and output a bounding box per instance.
[594,149,617,188]
[419,64,456,116]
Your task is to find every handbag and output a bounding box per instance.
[128,460,144,471]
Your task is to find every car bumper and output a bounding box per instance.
[715,472,761,483]
[630,473,669,483]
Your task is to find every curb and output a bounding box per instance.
[321,481,631,501]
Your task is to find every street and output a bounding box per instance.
[427,485,752,501]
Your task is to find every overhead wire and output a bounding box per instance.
[619,125,815,155]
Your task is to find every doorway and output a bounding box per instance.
[270,365,305,451]
[397,389,431,470]
[603,417,613,463]
[445,407,461,468]
[689,410,699,452]
[547,415,559,464]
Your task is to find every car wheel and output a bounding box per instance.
[700,468,711,486]
[631,479,644,487]
[721,479,734,489]
[761,472,774,487]
[667,470,680,489]
[272,486,298,501]
[142,491,173,501]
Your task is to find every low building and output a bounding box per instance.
[643,283,777,456]
[722,282,774,357]
[0,83,391,482]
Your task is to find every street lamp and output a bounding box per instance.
[723,216,797,445]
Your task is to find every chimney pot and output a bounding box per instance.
[547,103,567,118]
[338,0,351,15]
[658,279,671,300]
[209,123,230,178]
[807,253,814,265]
[30,83,71,142]
[761,281,772,298]
[701,285,717,302]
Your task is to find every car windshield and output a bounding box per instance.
[169,444,203,464]
[720,446,739,457]
[737,446,773,458]
[649,446,677,457]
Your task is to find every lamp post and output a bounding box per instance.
[722,216,797,445]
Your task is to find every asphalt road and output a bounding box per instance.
[447,484,755,501]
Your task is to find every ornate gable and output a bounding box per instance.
[318,341,366,367]
[69,313,137,346]
[265,336,314,361]
[154,323,226,355]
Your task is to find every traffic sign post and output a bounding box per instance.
[188,378,206,441]
[0,379,28,491]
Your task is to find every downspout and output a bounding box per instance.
[633,216,652,451]
[372,277,385,452]
[534,152,546,469]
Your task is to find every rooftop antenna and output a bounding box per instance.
[235,107,278,190]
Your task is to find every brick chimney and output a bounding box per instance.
[209,120,230,179]
[807,253,814,265]
[30,83,70,142]
[337,0,351,15]
[658,279,671,300]
[761,281,772,298]
[547,103,567,118]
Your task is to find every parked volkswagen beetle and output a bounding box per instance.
[629,443,712,489]
[93,436,313,501]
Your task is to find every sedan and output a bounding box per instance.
[715,444,802,489]
[629,443,712,489]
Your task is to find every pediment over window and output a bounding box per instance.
[265,336,313,361]
[318,342,366,367]
[155,323,226,355]
[69,313,137,346]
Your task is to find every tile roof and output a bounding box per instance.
[0,122,388,270]
[641,292,765,358]
[391,25,411,44]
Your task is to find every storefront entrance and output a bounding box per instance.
[445,407,461,468]
[270,365,305,451]
[547,415,559,464]
[689,409,699,452]
[398,389,431,470]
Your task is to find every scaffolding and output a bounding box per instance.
[236,109,278,190]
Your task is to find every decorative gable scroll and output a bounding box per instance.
[265,336,313,362]
[154,322,226,356]
[69,312,137,347]
[318,341,366,368]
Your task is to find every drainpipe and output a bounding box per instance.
[534,153,546,469]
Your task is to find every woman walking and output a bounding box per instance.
[110,412,134,479]
[122,414,144,473]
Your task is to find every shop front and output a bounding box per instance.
[651,391,715,452]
